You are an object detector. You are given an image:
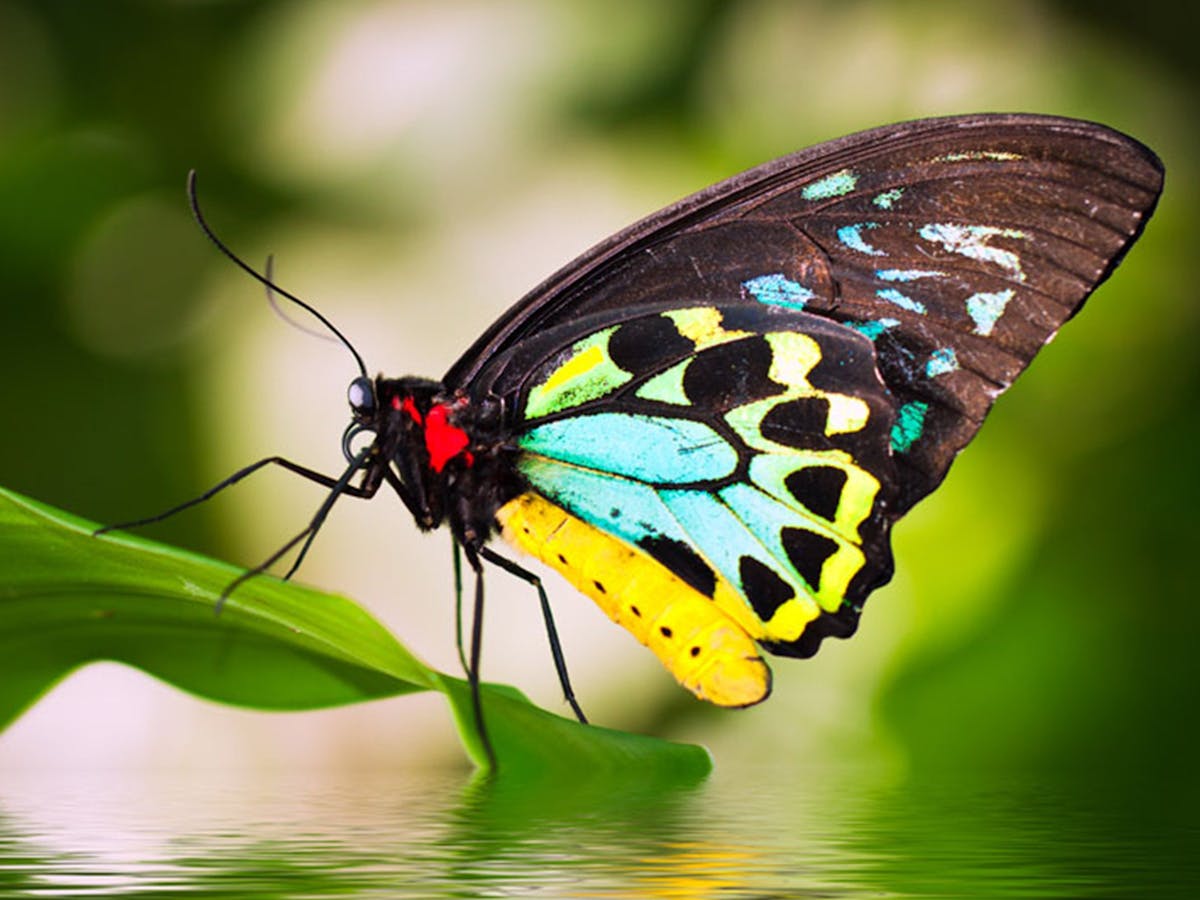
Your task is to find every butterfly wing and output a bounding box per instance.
[455,114,1161,703]
[486,303,899,702]
[449,114,1163,511]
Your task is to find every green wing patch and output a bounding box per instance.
[509,304,898,659]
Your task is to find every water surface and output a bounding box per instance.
[0,764,1193,898]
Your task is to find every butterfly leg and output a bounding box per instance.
[277,446,376,581]
[461,544,498,770]
[478,545,588,724]
[451,540,470,674]
[95,455,378,535]
[215,446,375,609]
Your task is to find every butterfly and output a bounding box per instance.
[114,114,1163,763]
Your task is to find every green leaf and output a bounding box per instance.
[438,675,711,777]
[0,487,711,778]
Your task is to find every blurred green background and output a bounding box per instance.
[0,0,1195,803]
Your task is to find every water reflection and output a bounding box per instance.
[0,765,1193,897]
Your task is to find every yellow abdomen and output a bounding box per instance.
[495,492,771,707]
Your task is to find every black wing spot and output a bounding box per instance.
[761,604,860,659]
[682,336,779,408]
[660,626,673,638]
[720,304,772,332]
[593,580,606,594]
[807,333,871,393]
[690,645,701,657]
[739,556,795,622]
[631,605,641,617]
[785,466,848,521]
[609,315,694,373]
[638,535,717,597]
[761,397,831,448]
[782,527,839,592]
[557,553,568,565]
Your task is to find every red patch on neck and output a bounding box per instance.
[424,403,472,472]
[397,395,421,423]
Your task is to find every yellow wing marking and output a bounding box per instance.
[540,344,605,394]
[496,492,772,708]
[522,326,632,420]
[664,307,751,349]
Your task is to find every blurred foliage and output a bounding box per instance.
[0,0,1195,802]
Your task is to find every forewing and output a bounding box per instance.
[449,114,1162,511]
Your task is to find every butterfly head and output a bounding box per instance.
[341,374,380,466]
[346,374,376,420]
[344,375,472,531]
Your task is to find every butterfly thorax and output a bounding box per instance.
[366,376,520,545]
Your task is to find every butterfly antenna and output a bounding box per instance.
[187,170,368,379]
[263,255,340,344]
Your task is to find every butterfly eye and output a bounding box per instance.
[347,376,376,415]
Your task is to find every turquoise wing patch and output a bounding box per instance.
[510,304,898,655]
[519,414,737,483]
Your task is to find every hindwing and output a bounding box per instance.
[488,303,898,656]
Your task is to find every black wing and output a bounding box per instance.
[445,113,1162,512]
